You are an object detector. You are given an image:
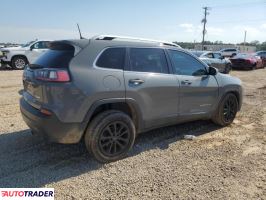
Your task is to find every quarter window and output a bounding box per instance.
[129,48,169,74]
[96,48,126,70]
[168,50,207,76]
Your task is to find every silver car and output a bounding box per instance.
[191,51,232,74]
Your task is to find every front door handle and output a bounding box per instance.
[129,79,145,86]
[181,80,192,85]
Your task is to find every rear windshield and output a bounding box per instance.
[32,43,75,68]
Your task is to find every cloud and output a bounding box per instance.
[233,25,261,35]
[179,23,224,36]
[179,23,195,33]
[260,23,266,29]
[207,27,224,36]
[0,26,97,43]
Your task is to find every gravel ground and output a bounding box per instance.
[0,68,265,200]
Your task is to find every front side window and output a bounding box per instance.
[129,48,169,74]
[32,41,50,49]
[96,48,126,70]
[213,53,221,59]
[168,50,207,76]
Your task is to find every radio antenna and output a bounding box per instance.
[77,23,83,39]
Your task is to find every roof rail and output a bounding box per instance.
[91,35,181,48]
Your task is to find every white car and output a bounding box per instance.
[0,40,51,69]
[219,48,239,57]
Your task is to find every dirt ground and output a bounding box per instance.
[0,68,265,200]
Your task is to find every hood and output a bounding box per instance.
[1,46,27,51]
[216,72,242,86]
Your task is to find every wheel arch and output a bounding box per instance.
[82,98,144,136]
[220,90,241,111]
[11,55,29,63]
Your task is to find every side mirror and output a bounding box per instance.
[208,66,217,76]
[30,45,34,51]
[220,56,225,60]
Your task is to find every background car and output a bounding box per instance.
[220,48,239,57]
[254,51,266,67]
[0,40,51,69]
[230,53,264,70]
[190,50,232,74]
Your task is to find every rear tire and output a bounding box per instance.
[251,64,256,70]
[212,93,238,126]
[11,56,27,70]
[84,110,136,163]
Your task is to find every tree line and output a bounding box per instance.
[173,40,266,51]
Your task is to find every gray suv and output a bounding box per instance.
[20,35,243,163]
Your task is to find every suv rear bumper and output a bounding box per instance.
[20,97,84,144]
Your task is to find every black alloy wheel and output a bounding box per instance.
[223,96,237,123]
[99,121,130,157]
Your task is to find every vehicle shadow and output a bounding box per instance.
[0,120,221,187]
[0,66,12,71]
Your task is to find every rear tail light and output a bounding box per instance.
[246,59,251,64]
[35,68,70,82]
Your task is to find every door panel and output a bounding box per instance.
[124,71,179,128]
[124,48,179,129]
[167,49,219,117]
[26,49,48,63]
[178,75,218,115]
[26,41,50,63]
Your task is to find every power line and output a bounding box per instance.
[211,0,266,9]
[209,18,266,24]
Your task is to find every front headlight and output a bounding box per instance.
[1,50,9,56]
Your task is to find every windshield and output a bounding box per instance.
[21,41,35,47]
[233,53,253,59]
[190,51,205,57]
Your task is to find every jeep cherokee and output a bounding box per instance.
[20,35,243,163]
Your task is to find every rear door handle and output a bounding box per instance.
[181,80,192,85]
[129,79,145,85]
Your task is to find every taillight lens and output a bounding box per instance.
[35,68,70,82]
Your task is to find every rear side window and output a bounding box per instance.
[96,48,126,70]
[33,43,74,68]
[129,48,169,74]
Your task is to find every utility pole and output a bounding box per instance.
[201,7,210,50]
[243,30,247,52]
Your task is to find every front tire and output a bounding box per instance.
[84,110,136,163]
[212,93,238,126]
[11,56,27,70]
[224,63,232,74]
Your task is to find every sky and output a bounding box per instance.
[1,0,266,44]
